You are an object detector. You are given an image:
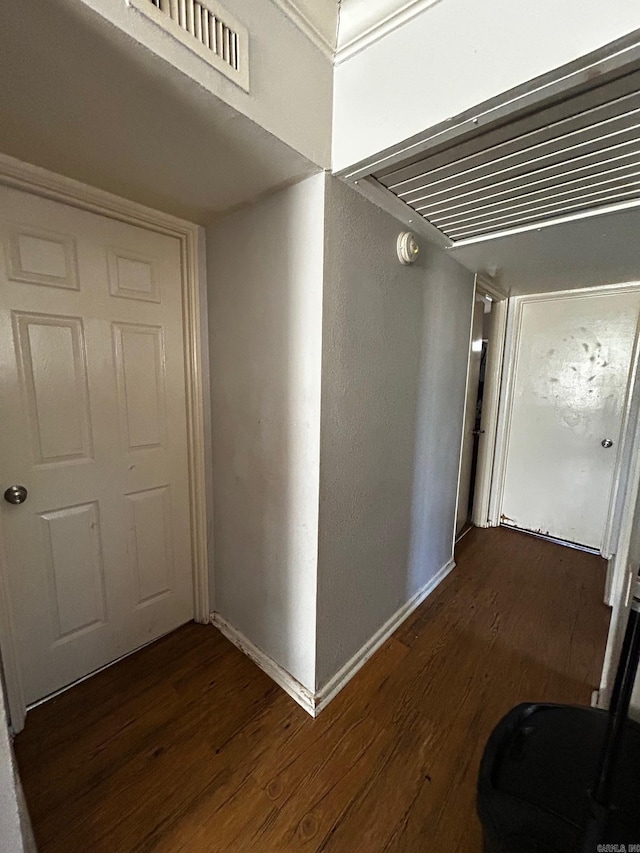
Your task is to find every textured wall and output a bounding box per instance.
[207,173,475,695]
[207,174,325,690]
[315,176,474,687]
[0,677,36,853]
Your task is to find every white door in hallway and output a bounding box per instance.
[501,289,640,550]
[0,186,194,705]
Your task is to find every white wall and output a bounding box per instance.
[207,173,475,695]
[0,679,36,853]
[74,0,333,168]
[333,0,640,171]
[207,174,325,691]
[0,0,320,224]
[315,175,474,687]
[288,0,339,50]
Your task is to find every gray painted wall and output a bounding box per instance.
[207,175,325,692]
[207,173,475,695]
[315,176,475,687]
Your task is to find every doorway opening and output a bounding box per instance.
[456,281,508,542]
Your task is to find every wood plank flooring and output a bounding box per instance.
[14,527,611,852]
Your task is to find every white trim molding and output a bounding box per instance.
[475,273,508,303]
[452,276,480,548]
[210,556,456,718]
[315,557,456,713]
[210,614,317,715]
[598,353,640,704]
[472,284,508,529]
[0,152,211,729]
[336,0,443,64]
[268,0,337,59]
[351,176,452,251]
[270,0,445,66]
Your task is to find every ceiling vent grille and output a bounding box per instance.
[373,68,640,244]
[130,0,249,91]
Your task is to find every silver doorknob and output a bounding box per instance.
[601,439,614,449]
[4,485,28,505]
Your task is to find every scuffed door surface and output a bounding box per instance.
[502,291,640,549]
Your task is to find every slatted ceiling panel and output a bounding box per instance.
[417,154,640,217]
[447,186,640,240]
[385,103,640,198]
[382,98,640,202]
[434,167,640,229]
[412,147,640,220]
[399,117,640,207]
[405,137,640,214]
[376,68,640,185]
[373,67,640,242]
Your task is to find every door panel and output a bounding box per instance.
[502,291,640,549]
[7,225,79,290]
[113,323,167,451]
[125,485,175,607]
[40,501,107,640]
[0,186,193,705]
[14,313,93,464]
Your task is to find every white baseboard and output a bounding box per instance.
[210,613,317,717]
[314,556,456,713]
[211,555,456,719]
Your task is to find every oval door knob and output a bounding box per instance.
[601,439,614,449]
[4,485,28,505]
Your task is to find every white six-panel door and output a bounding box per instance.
[501,289,640,550]
[0,186,194,705]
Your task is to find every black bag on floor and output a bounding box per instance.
[477,572,640,853]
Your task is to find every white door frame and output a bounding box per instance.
[454,273,508,541]
[453,275,479,544]
[597,407,640,708]
[0,153,211,730]
[472,276,509,528]
[489,282,640,548]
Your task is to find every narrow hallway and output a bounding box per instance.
[14,527,610,852]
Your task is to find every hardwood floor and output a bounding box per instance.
[14,527,610,852]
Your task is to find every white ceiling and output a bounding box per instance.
[448,204,640,295]
[4,0,639,299]
[0,0,317,224]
